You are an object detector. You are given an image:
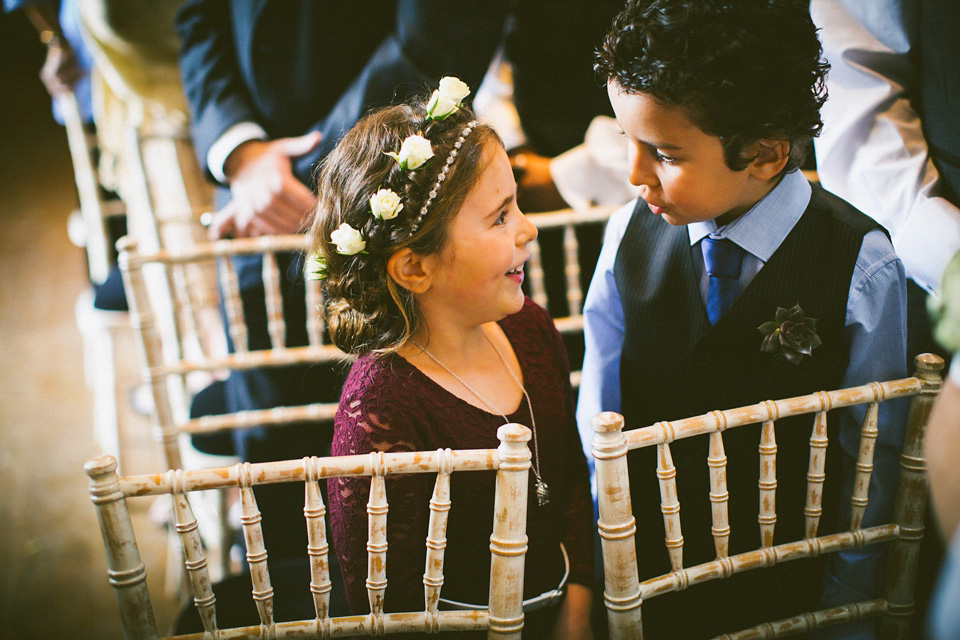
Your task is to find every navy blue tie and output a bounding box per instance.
[701,237,744,325]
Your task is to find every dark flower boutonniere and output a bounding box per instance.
[758,304,822,366]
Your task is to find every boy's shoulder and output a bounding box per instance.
[809,182,888,239]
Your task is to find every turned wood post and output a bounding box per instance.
[487,424,531,639]
[85,455,159,640]
[592,412,644,639]
[880,354,944,639]
[424,448,454,616]
[304,456,333,624]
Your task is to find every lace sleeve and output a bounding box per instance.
[328,359,435,614]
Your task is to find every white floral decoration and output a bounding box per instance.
[330,222,366,255]
[426,76,471,120]
[369,188,404,220]
[385,134,434,170]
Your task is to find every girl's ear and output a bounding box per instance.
[749,139,791,181]
[387,248,435,293]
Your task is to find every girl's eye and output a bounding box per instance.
[494,210,508,226]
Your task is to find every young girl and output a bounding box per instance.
[308,78,594,638]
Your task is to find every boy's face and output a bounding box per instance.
[608,81,771,227]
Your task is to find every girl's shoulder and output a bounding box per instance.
[339,352,409,403]
[334,353,427,455]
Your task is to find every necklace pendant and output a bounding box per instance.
[535,478,550,507]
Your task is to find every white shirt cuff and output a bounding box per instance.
[892,195,960,295]
[207,121,268,183]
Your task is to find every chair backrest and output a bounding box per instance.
[591,354,944,639]
[525,206,614,389]
[117,234,343,474]
[86,424,534,639]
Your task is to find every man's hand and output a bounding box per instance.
[511,150,569,213]
[211,131,322,239]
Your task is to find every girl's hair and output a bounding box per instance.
[595,0,829,172]
[308,96,501,356]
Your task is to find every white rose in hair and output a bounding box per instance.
[427,77,471,120]
[427,90,459,120]
[330,222,366,255]
[438,76,470,103]
[370,188,404,220]
[387,134,434,170]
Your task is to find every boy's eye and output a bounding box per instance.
[655,150,677,164]
[494,210,508,225]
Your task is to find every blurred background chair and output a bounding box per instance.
[85,424,533,638]
[526,205,613,391]
[591,354,943,639]
[118,233,348,581]
[68,0,216,464]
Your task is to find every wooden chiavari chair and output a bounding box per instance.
[85,424,533,639]
[591,354,944,639]
[525,206,614,389]
[118,233,349,580]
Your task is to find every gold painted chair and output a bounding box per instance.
[526,206,614,390]
[591,354,944,639]
[85,424,533,639]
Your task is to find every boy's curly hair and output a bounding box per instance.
[307,97,500,356]
[595,0,829,172]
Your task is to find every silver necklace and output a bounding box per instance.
[411,329,550,507]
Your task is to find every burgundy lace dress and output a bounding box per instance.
[328,298,593,630]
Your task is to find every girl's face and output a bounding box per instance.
[424,143,538,326]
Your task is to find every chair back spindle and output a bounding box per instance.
[757,413,778,548]
[88,426,534,638]
[592,354,944,638]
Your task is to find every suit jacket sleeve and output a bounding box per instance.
[293,0,511,182]
[175,0,259,181]
[175,0,510,186]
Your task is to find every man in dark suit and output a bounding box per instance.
[174,0,509,559]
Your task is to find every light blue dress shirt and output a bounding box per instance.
[577,169,909,621]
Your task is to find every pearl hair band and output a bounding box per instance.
[408,120,478,234]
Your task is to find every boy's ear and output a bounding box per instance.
[387,248,435,294]
[749,139,791,181]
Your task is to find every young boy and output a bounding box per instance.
[577,0,908,636]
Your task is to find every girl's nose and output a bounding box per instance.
[517,211,538,244]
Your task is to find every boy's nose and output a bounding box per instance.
[629,145,659,189]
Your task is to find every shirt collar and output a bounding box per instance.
[687,169,811,261]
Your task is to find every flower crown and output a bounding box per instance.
[309,76,475,276]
